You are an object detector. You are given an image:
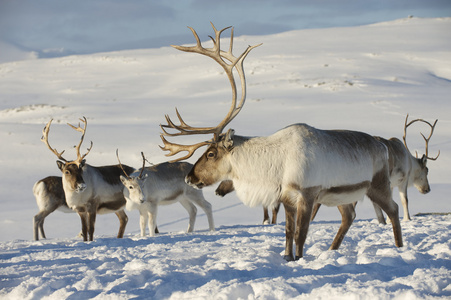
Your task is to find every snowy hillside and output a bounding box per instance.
[0,18,450,299]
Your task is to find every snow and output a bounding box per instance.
[0,17,450,299]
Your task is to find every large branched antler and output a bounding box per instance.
[41,117,93,166]
[67,117,93,165]
[41,119,69,163]
[403,114,440,160]
[160,23,261,162]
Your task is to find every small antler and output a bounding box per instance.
[138,152,147,179]
[116,149,130,179]
[67,117,93,166]
[160,23,261,162]
[403,114,440,160]
[117,151,149,179]
[41,119,69,163]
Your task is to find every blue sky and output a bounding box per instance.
[0,0,450,58]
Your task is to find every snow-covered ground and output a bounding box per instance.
[0,17,450,299]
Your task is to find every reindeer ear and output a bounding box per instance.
[56,160,65,171]
[421,154,428,166]
[222,129,235,151]
[120,175,127,185]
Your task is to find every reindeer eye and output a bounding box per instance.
[207,151,216,159]
[129,186,134,190]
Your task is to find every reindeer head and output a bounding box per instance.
[42,117,93,193]
[118,151,147,204]
[403,114,440,194]
[159,23,260,188]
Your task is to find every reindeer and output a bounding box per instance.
[41,117,134,241]
[159,23,403,261]
[33,176,72,240]
[216,180,281,224]
[372,116,439,223]
[311,115,440,224]
[33,175,135,241]
[118,152,215,237]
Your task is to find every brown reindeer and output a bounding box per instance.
[159,24,402,261]
[33,175,136,241]
[41,117,133,241]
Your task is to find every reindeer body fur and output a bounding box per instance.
[33,177,71,213]
[222,124,387,209]
[62,164,128,214]
[121,162,214,237]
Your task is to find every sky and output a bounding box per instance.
[0,0,450,61]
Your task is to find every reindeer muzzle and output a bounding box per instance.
[75,183,87,193]
[421,186,431,194]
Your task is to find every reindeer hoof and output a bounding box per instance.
[283,255,295,262]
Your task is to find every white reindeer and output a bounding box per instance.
[159,24,403,261]
[118,152,215,237]
[311,116,439,224]
[41,117,132,241]
[33,175,133,241]
[372,116,439,222]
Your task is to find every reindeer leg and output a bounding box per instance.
[33,201,61,240]
[399,185,411,221]
[283,202,296,261]
[187,189,215,231]
[372,202,386,224]
[263,207,270,224]
[294,196,313,260]
[180,198,197,233]
[148,203,158,237]
[33,211,50,240]
[78,212,88,241]
[310,203,321,221]
[115,210,128,238]
[367,171,403,248]
[271,203,281,224]
[139,206,148,237]
[330,204,355,250]
[87,211,96,241]
[374,198,402,247]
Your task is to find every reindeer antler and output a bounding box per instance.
[42,117,93,166]
[117,151,148,179]
[160,23,261,162]
[116,149,131,179]
[67,117,93,165]
[138,152,147,179]
[41,119,69,163]
[403,114,440,160]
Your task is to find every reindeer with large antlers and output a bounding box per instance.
[311,114,440,225]
[41,117,134,241]
[118,151,214,237]
[160,23,403,261]
[371,115,439,223]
